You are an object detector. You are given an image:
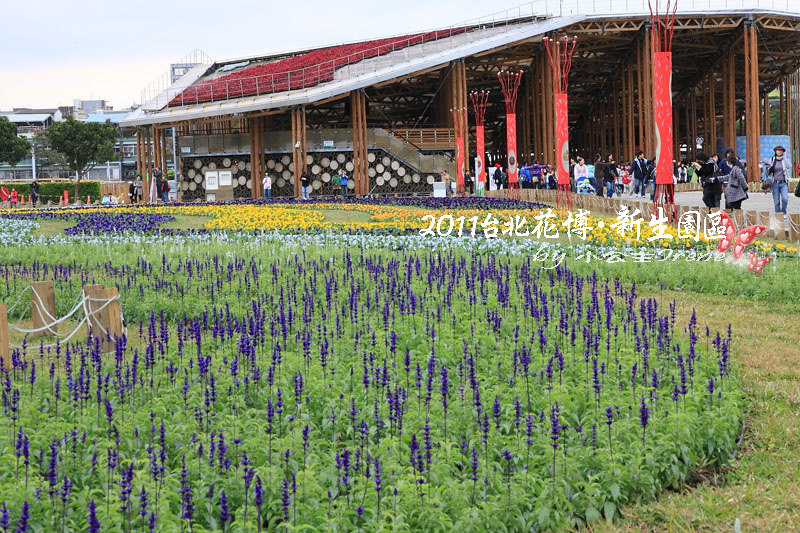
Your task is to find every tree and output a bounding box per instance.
[45,116,119,199]
[0,116,31,167]
[31,129,69,173]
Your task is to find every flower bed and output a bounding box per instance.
[0,245,742,531]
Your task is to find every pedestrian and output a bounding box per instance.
[31,179,40,207]
[464,170,474,194]
[604,154,616,198]
[723,150,748,210]
[339,169,348,197]
[677,161,688,184]
[134,174,143,203]
[10,188,18,208]
[262,173,272,200]
[632,150,648,197]
[300,169,311,200]
[693,152,722,208]
[766,145,791,221]
[593,154,606,197]
[574,157,588,192]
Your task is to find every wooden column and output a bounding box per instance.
[248,116,265,199]
[291,109,304,198]
[744,21,761,182]
[690,89,698,160]
[30,281,57,338]
[723,51,737,149]
[643,29,655,157]
[544,53,555,164]
[144,128,153,202]
[626,62,635,158]
[135,130,143,178]
[531,57,541,162]
[350,91,368,196]
[636,37,644,152]
[450,61,468,161]
[708,72,717,155]
[0,304,8,369]
[763,95,771,135]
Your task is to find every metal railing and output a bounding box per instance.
[147,0,798,109]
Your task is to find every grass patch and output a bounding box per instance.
[606,291,800,532]
[29,219,72,237]
[319,208,373,224]
[161,214,211,230]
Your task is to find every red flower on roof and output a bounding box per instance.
[168,29,464,106]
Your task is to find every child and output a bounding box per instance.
[10,189,18,208]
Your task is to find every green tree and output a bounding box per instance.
[45,116,119,199]
[0,116,31,167]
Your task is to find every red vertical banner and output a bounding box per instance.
[475,125,485,183]
[654,52,673,185]
[506,113,518,183]
[455,135,465,187]
[555,93,570,185]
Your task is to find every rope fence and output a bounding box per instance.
[0,283,125,366]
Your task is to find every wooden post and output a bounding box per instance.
[30,281,57,338]
[83,285,120,353]
[744,21,761,182]
[0,303,8,369]
[104,287,122,345]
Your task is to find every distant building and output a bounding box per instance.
[73,99,112,115]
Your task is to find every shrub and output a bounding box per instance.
[0,181,102,203]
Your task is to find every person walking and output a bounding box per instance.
[632,151,648,197]
[262,173,272,200]
[766,145,791,221]
[30,179,40,207]
[9,188,18,208]
[723,150,749,210]
[693,152,722,208]
[300,169,311,200]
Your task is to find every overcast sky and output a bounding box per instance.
[0,0,513,110]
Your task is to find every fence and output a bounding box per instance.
[0,282,124,366]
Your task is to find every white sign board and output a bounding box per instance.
[181,146,191,154]
[432,182,446,198]
[219,170,232,187]
[323,140,334,148]
[205,171,219,190]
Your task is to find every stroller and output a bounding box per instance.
[576,177,595,194]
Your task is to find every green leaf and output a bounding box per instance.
[604,502,616,522]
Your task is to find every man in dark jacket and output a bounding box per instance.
[693,152,722,208]
[632,151,648,197]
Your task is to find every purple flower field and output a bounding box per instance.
[0,244,742,531]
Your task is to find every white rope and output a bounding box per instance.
[9,315,89,351]
[8,294,90,335]
[29,285,59,324]
[3,286,30,315]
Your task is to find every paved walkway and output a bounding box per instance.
[673,189,800,214]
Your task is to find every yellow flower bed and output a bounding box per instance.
[3,203,797,254]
